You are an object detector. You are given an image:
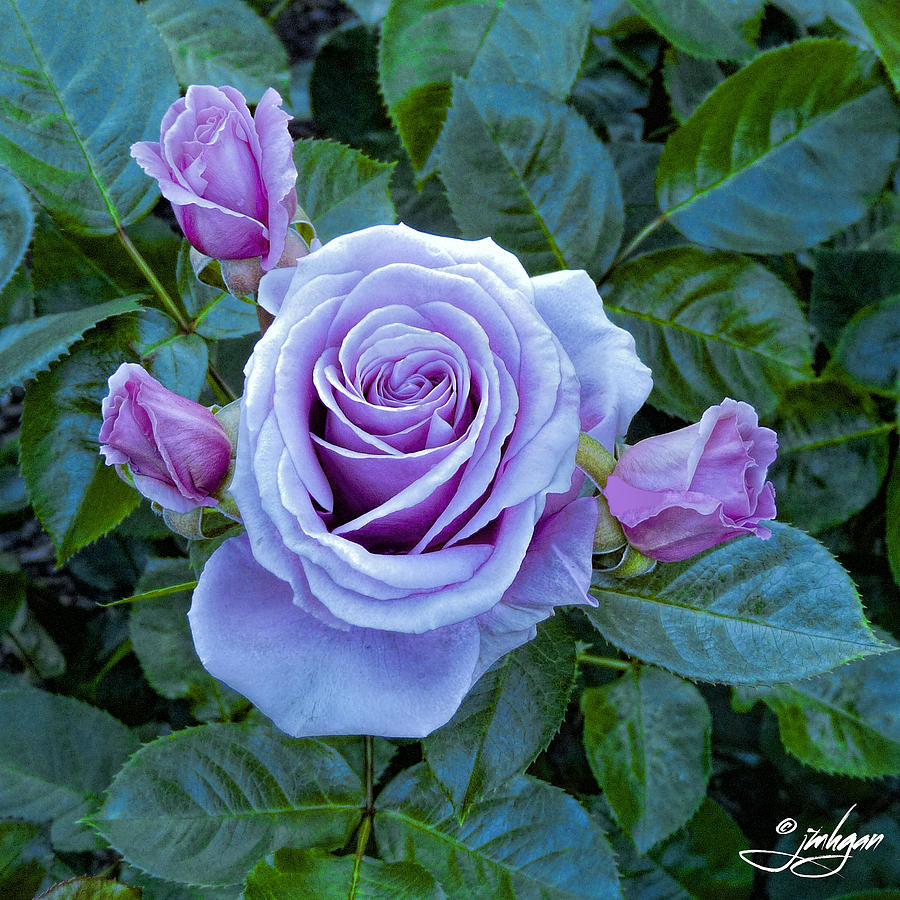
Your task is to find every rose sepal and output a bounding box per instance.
[594,543,657,578]
[576,432,617,488]
[161,505,243,540]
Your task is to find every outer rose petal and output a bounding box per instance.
[531,270,652,450]
[471,495,598,683]
[188,534,482,737]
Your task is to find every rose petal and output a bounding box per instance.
[188,534,481,737]
[252,87,298,270]
[471,495,598,682]
[531,269,652,449]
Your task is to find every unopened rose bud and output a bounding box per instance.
[603,399,777,562]
[131,84,297,271]
[98,363,232,513]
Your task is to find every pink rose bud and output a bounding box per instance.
[130,84,298,271]
[603,399,778,562]
[98,363,232,514]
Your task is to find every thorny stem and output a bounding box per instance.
[577,653,633,671]
[116,224,190,332]
[350,736,376,898]
[117,225,239,403]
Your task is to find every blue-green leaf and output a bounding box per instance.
[0,0,178,233]
[0,167,32,293]
[657,40,900,252]
[424,615,576,819]
[769,381,892,533]
[602,247,812,421]
[737,639,900,776]
[440,80,624,279]
[143,0,290,102]
[94,724,364,887]
[0,296,141,394]
[243,850,445,900]
[379,0,590,168]
[19,318,141,565]
[0,685,137,853]
[586,522,885,684]
[582,667,711,853]
[628,0,761,60]
[376,763,621,899]
[293,139,396,243]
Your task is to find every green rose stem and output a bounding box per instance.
[351,735,376,887]
[576,654,633,671]
[115,224,237,403]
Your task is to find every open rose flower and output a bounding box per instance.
[188,224,652,737]
[130,85,297,270]
[99,363,232,513]
[604,399,777,562]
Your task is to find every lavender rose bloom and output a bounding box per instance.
[189,224,652,737]
[130,85,297,270]
[604,399,777,562]
[99,363,232,514]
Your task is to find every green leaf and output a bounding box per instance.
[176,242,257,341]
[423,616,576,819]
[583,798,691,900]
[662,51,725,123]
[133,308,208,401]
[31,212,179,315]
[143,0,290,102]
[809,249,900,349]
[0,821,44,900]
[628,0,760,60]
[827,296,900,395]
[0,167,32,292]
[657,39,900,252]
[293,139,396,243]
[4,599,65,678]
[243,849,445,900]
[376,763,621,899]
[94,724,364,887]
[601,247,812,421]
[37,878,142,900]
[0,296,141,393]
[737,646,900,776]
[585,522,885,684]
[19,318,142,565]
[850,0,900,93]
[310,25,392,152]
[608,142,684,256]
[582,667,711,853]
[888,461,900,586]
[129,557,246,721]
[0,685,138,852]
[379,0,590,168]
[650,799,752,900]
[768,381,892,533]
[0,0,178,233]
[440,80,624,279]
[0,262,34,326]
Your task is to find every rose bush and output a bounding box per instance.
[130,84,297,270]
[188,224,652,737]
[98,363,232,513]
[604,399,777,561]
